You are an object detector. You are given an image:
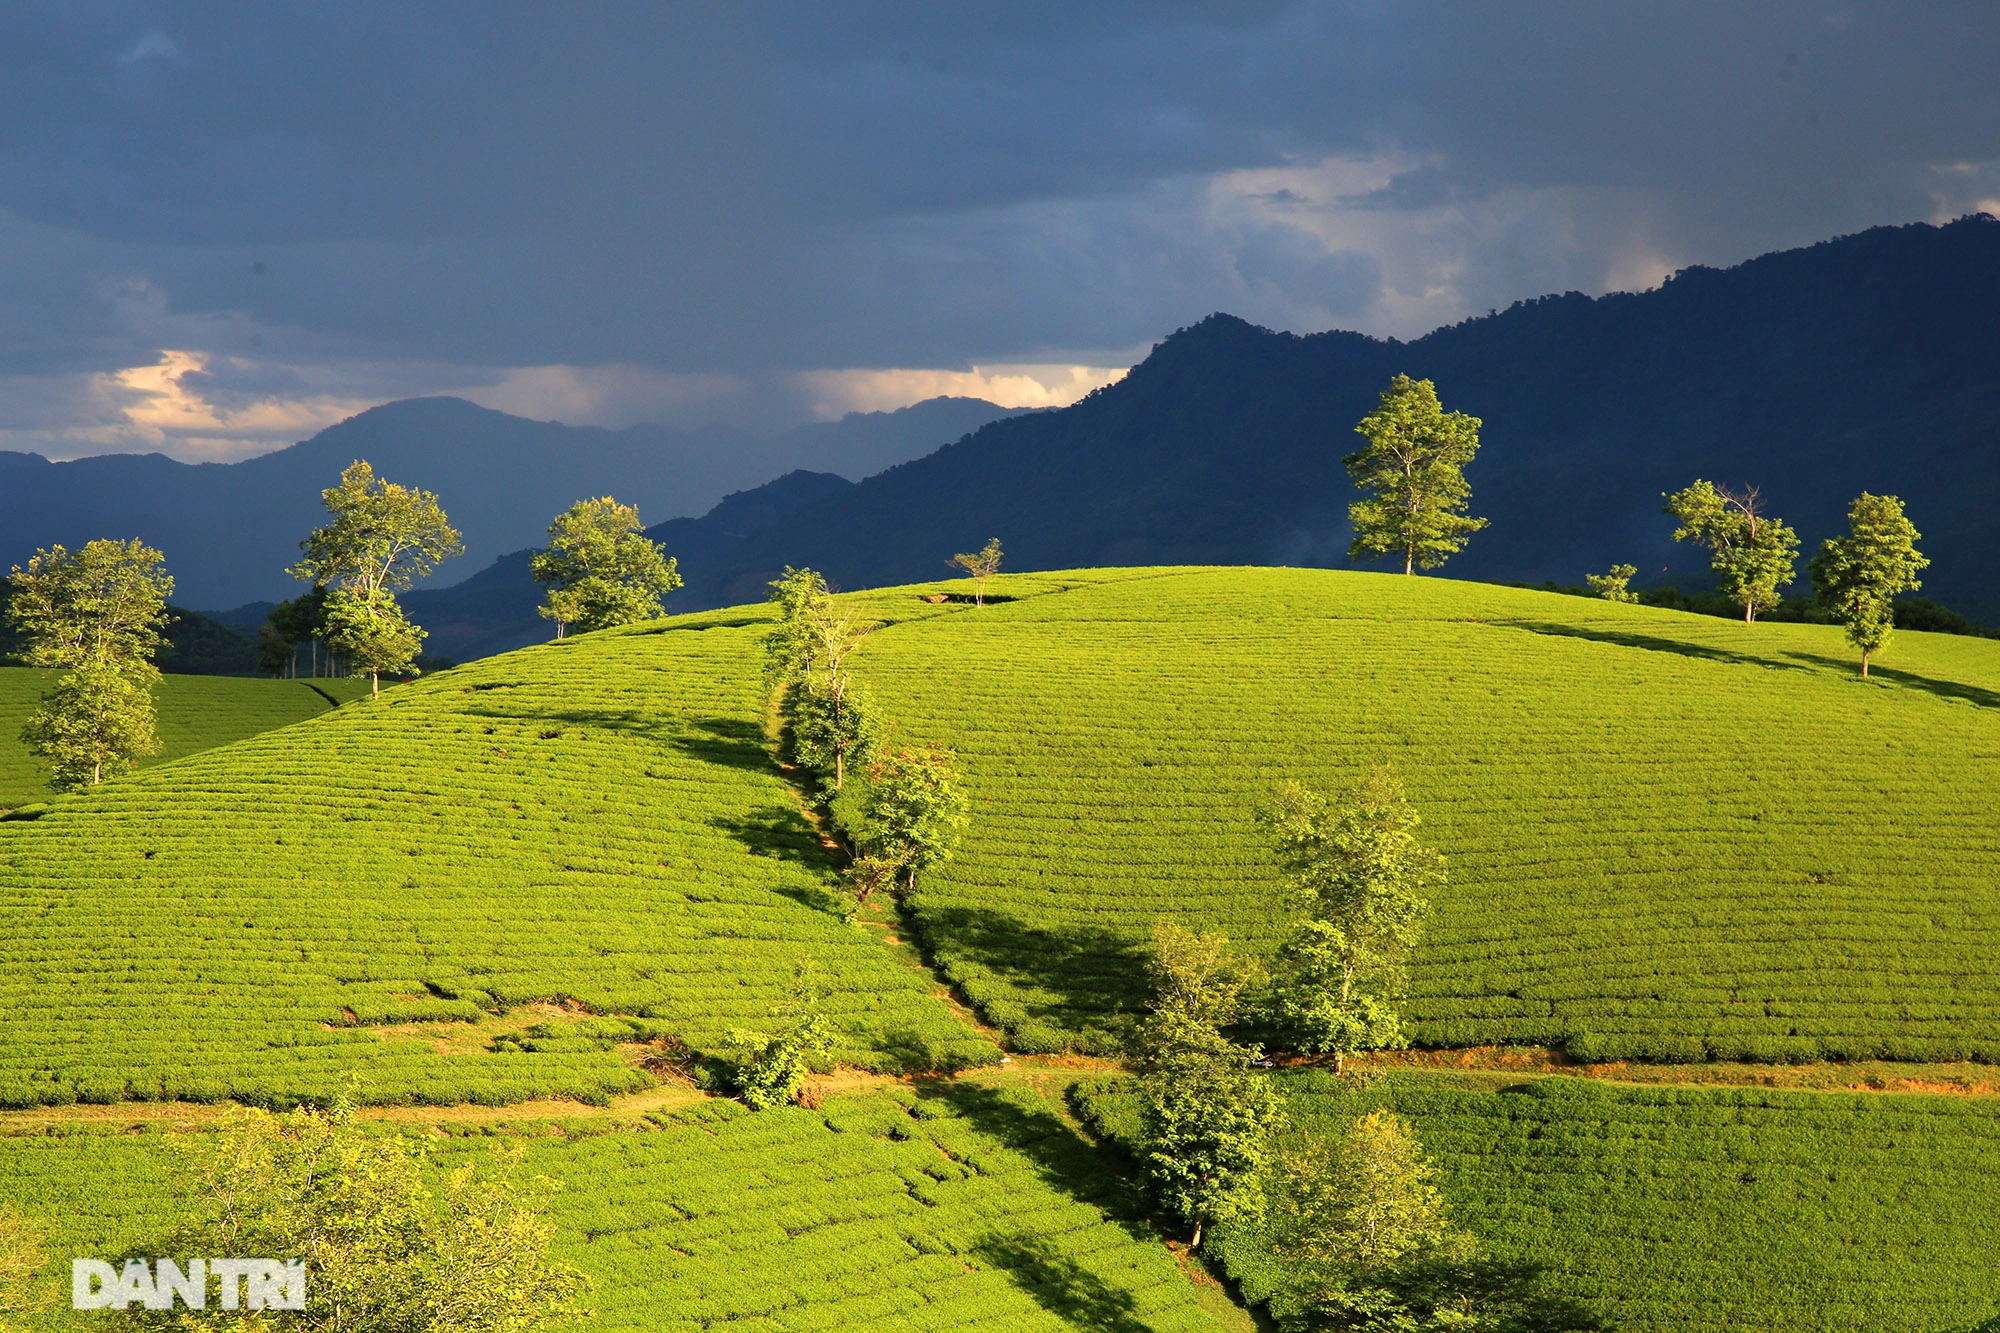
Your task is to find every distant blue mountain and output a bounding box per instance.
[685,215,2000,619]
[0,396,1019,608]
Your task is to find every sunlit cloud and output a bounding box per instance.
[794,363,1129,419]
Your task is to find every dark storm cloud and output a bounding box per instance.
[0,2,1996,455]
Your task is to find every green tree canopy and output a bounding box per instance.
[289,460,462,694]
[1262,768,1441,1070]
[1811,492,1928,677]
[1663,480,1800,624]
[530,497,682,637]
[20,662,162,791]
[1584,564,1639,603]
[765,567,877,791]
[1344,375,1487,576]
[4,539,173,670]
[1134,920,1283,1252]
[731,958,842,1110]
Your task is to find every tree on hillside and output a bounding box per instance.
[258,586,332,678]
[288,460,463,695]
[1811,493,1928,678]
[530,497,682,638]
[833,741,970,907]
[1584,564,1639,603]
[1134,919,1284,1252]
[6,539,173,791]
[1344,376,1487,576]
[1663,480,1800,624]
[168,1093,588,1332]
[949,537,1004,606]
[1261,768,1440,1072]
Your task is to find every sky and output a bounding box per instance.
[2,2,1997,462]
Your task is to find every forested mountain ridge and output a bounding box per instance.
[685,214,2000,616]
[0,396,1017,609]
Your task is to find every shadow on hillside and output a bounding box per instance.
[1778,650,2000,710]
[924,1080,1149,1215]
[709,802,839,875]
[910,906,1144,1052]
[461,702,674,743]
[1499,620,1813,674]
[672,716,774,772]
[971,1235,1153,1333]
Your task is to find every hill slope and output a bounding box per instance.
[694,215,2000,618]
[0,669,360,809]
[848,567,2000,1061]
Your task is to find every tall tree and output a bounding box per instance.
[730,958,842,1110]
[1134,919,1284,1252]
[949,537,1004,606]
[1663,480,1800,624]
[530,497,682,638]
[1262,768,1441,1072]
[5,540,173,791]
[1811,493,1928,678]
[288,460,462,695]
[1584,564,1639,603]
[1345,375,1487,576]
[258,587,331,678]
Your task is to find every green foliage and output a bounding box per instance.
[3,539,174,670]
[852,567,2000,1063]
[168,1101,588,1332]
[1663,480,1800,623]
[1812,492,1929,676]
[1583,564,1638,603]
[19,662,161,792]
[1344,375,1486,575]
[0,613,993,1109]
[950,537,1004,606]
[830,740,970,905]
[325,586,427,692]
[1135,921,1283,1249]
[1262,770,1439,1066]
[290,460,462,694]
[730,960,841,1110]
[530,497,682,636]
[764,567,877,790]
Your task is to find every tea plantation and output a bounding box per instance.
[0,612,992,1110]
[0,667,363,809]
[3,565,1998,1331]
[853,568,2000,1061]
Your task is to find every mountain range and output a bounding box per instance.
[0,396,1020,609]
[12,214,2000,664]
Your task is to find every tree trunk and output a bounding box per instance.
[1334,1050,1344,1075]
[1744,602,1753,624]
[1405,549,1414,576]
[93,760,101,785]
[1861,650,1870,678]
[371,669,380,698]
[1190,1221,1202,1251]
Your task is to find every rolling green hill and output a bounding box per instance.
[853,568,2000,1061]
[0,668,368,810]
[0,611,992,1111]
[3,565,1997,1332]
